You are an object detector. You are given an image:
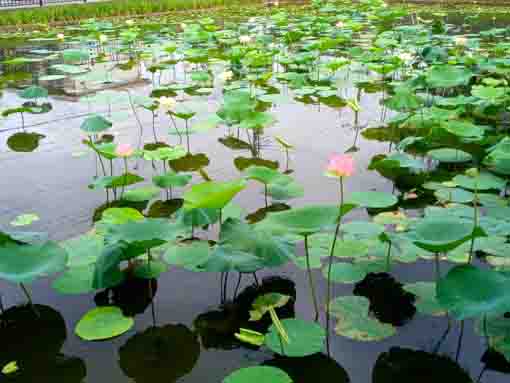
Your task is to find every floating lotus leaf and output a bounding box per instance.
[223,366,292,383]
[329,296,396,341]
[437,264,510,319]
[7,132,45,152]
[434,188,474,203]
[10,213,39,227]
[403,282,446,316]
[428,148,472,163]
[0,241,67,284]
[183,179,246,210]
[453,172,506,191]
[347,191,398,209]
[265,318,326,357]
[75,306,134,341]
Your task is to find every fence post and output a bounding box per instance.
[39,0,43,7]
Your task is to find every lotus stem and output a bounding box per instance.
[269,307,290,344]
[252,272,259,286]
[120,158,128,199]
[385,241,392,272]
[264,184,268,207]
[455,320,465,362]
[233,273,242,299]
[304,235,320,322]
[326,177,344,355]
[185,119,191,153]
[468,186,479,264]
[20,283,39,317]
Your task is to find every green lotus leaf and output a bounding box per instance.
[80,115,112,134]
[412,217,483,253]
[434,188,474,203]
[0,241,67,284]
[453,172,506,191]
[323,262,367,284]
[19,85,48,99]
[101,207,144,225]
[404,282,446,316]
[153,172,192,189]
[183,179,246,210]
[265,318,326,357]
[437,264,510,319]
[10,213,39,227]
[329,296,396,341]
[133,260,167,279]
[223,366,292,383]
[250,293,291,321]
[341,221,384,237]
[163,241,210,271]
[201,246,265,273]
[51,264,95,295]
[258,205,350,236]
[243,166,291,185]
[75,306,134,341]
[88,173,144,190]
[122,186,161,202]
[475,315,510,363]
[440,120,484,138]
[428,148,472,163]
[425,65,472,88]
[347,191,398,209]
[6,132,45,152]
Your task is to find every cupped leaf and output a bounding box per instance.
[80,115,112,134]
[0,241,67,284]
[183,179,246,210]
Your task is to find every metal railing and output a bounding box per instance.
[0,0,87,7]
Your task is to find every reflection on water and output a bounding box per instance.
[0,304,86,382]
[119,324,200,383]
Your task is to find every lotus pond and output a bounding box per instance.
[1,0,510,382]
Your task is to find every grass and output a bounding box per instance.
[0,0,255,27]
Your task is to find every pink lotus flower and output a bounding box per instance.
[116,143,134,157]
[325,154,354,178]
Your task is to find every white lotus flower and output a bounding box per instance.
[125,19,135,26]
[159,96,176,111]
[239,35,252,44]
[219,70,234,82]
[56,33,65,40]
[99,34,108,43]
[336,21,345,28]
